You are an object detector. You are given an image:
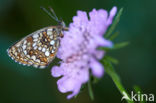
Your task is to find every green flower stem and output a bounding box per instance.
[88,75,94,100]
[102,59,134,103]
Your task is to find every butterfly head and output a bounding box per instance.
[58,19,66,28]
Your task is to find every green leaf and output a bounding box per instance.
[105,8,123,38]
[109,31,119,40]
[101,57,134,103]
[133,85,146,103]
[98,41,129,51]
[113,41,130,50]
[97,46,110,51]
[134,85,141,93]
[104,56,119,64]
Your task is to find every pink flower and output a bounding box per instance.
[51,6,117,99]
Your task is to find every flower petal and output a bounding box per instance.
[72,10,88,30]
[57,76,82,99]
[107,6,117,25]
[90,58,104,78]
[51,66,63,77]
[94,35,113,47]
[94,50,105,60]
[88,9,108,36]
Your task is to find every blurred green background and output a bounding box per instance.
[0,0,155,103]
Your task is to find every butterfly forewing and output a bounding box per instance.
[7,26,62,68]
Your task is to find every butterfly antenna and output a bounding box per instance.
[48,7,59,21]
[40,6,59,22]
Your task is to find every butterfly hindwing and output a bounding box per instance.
[7,26,61,68]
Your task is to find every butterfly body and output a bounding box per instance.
[7,26,65,68]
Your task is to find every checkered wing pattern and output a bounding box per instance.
[7,26,63,68]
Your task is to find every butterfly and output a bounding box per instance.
[7,7,68,68]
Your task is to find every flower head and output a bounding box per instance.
[51,6,117,99]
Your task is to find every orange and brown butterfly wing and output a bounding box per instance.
[7,26,61,68]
